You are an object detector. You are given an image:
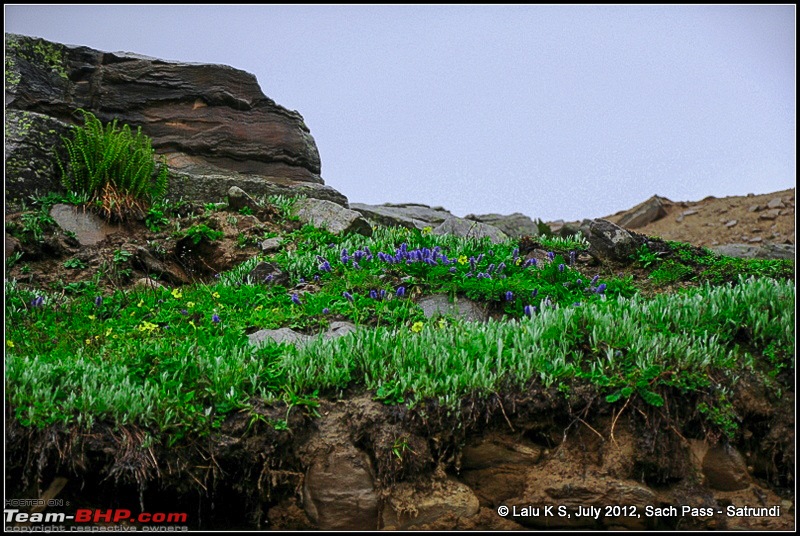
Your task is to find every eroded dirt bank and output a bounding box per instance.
[6,380,795,531]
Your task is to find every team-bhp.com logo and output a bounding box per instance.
[6,508,188,525]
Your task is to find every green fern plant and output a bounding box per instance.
[55,109,170,222]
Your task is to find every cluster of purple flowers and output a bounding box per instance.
[30,296,44,308]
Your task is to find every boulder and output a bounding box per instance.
[293,198,372,236]
[349,203,454,230]
[432,217,509,244]
[616,195,668,229]
[5,33,348,206]
[582,219,644,261]
[133,247,190,285]
[248,321,358,348]
[464,213,540,238]
[259,237,283,253]
[243,262,289,286]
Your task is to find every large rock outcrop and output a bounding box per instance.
[5,33,346,206]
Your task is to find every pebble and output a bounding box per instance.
[767,197,785,209]
[725,220,738,228]
[748,205,762,213]
[759,209,781,220]
[749,236,763,243]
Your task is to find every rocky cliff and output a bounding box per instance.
[5,33,347,207]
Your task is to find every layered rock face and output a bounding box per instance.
[5,33,346,206]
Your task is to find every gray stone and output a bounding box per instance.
[725,219,738,228]
[710,243,795,260]
[259,237,283,253]
[432,217,509,244]
[294,198,372,236]
[767,197,785,209]
[418,294,487,322]
[703,445,751,491]
[759,209,782,220]
[748,236,763,243]
[248,328,310,347]
[464,212,540,238]
[583,219,643,261]
[323,321,358,339]
[682,209,699,216]
[244,262,289,286]
[4,110,72,204]
[617,195,668,228]
[350,203,454,230]
[167,169,348,207]
[748,204,762,213]
[48,204,121,246]
[226,186,259,214]
[248,321,359,348]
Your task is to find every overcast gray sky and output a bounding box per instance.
[5,5,796,222]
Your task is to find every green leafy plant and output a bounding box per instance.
[632,244,662,269]
[63,258,87,270]
[55,108,170,222]
[113,249,133,264]
[179,224,224,245]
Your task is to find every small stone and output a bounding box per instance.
[711,241,719,245]
[759,209,781,220]
[767,197,785,209]
[259,237,282,253]
[725,220,738,228]
[748,204,762,213]
[746,193,755,197]
[134,277,165,290]
[682,209,699,216]
[749,236,763,243]
[676,214,684,223]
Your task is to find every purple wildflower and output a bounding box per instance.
[505,291,514,302]
[396,286,406,298]
[591,274,600,286]
[547,251,555,261]
[343,291,354,302]
[30,296,44,308]
[291,294,302,305]
[569,250,576,265]
[322,307,330,315]
[595,283,607,294]
[558,264,565,272]
[531,289,538,298]
[369,289,378,300]
[94,296,103,307]
[212,313,220,323]
[380,290,387,300]
[449,267,457,273]
[523,305,534,317]
[180,309,188,316]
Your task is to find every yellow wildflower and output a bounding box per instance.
[421,226,433,235]
[411,321,424,333]
[85,338,92,345]
[437,318,447,329]
[515,258,522,266]
[105,328,113,337]
[255,305,264,311]
[212,291,221,299]
[88,315,96,320]
[137,299,144,308]
[171,288,183,299]
[457,255,468,265]
[186,301,195,308]
[6,340,14,348]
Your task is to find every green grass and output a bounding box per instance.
[4,225,795,443]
